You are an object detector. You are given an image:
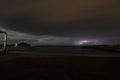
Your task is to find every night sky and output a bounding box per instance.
[0,0,119,45]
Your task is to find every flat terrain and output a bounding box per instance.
[0,51,120,80]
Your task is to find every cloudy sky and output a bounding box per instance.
[0,27,72,45]
[0,0,119,45]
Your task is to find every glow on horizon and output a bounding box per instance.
[74,39,101,45]
[78,40,89,45]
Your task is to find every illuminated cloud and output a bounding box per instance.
[0,27,72,45]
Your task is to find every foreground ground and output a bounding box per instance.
[0,53,120,80]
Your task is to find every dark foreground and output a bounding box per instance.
[0,53,120,80]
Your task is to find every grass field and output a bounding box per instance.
[0,52,120,80]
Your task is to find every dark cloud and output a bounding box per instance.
[0,14,119,38]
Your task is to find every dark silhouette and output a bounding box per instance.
[0,31,7,54]
[17,42,31,47]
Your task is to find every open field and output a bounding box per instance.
[0,51,120,80]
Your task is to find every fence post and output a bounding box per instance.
[0,31,7,54]
[3,32,7,54]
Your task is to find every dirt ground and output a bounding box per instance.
[0,53,120,80]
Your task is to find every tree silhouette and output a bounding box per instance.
[18,42,31,47]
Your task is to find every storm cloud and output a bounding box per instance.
[0,0,119,45]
